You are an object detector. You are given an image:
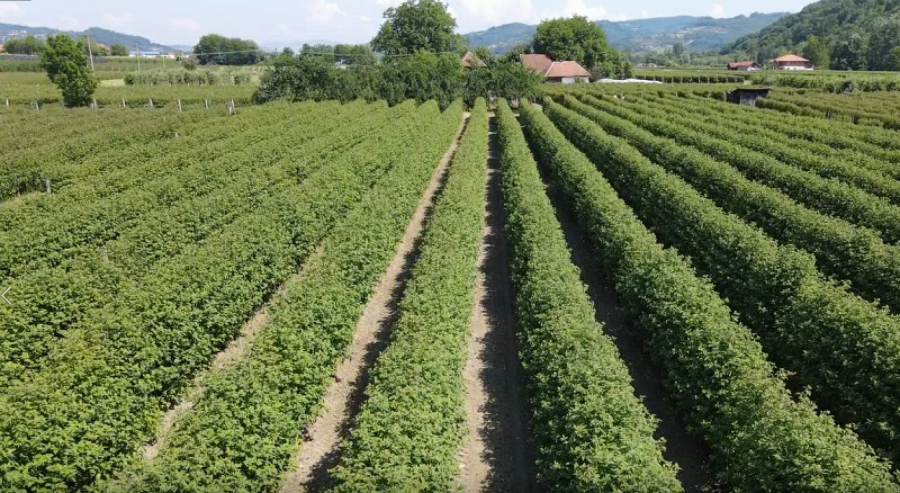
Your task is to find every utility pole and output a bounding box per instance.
[86,35,95,73]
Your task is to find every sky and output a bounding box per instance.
[0,0,814,47]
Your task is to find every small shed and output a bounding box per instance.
[727,61,760,71]
[727,87,771,106]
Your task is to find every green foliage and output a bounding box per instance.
[255,49,539,107]
[557,93,900,469]
[529,99,897,490]
[532,16,614,72]
[494,100,681,490]
[2,35,45,55]
[39,34,98,107]
[801,35,829,69]
[105,102,464,491]
[0,101,445,491]
[110,43,129,56]
[333,100,483,491]
[371,0,464,56]
[124,67,255,86]
[193,33,261,65]
[831,33,868,70]
[868,14,900,71]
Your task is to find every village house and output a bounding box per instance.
[773,54,814,70]
[520,53,591,84]
[727,61,760,71]
[460,51,486,69]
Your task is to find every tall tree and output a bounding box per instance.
[194,34,262,65]
[531,16,614,70]
[831,33,868,70]
[2,35,45,55]
[110,44,129,56]
[39,35,98,108]
[371,0,464,56]
[801,34,829,68]
[531,16,629,77]
[868,14,900,70]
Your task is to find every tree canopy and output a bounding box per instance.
[194,34,262,65]
[371,0,464,56]
[801,35,829,69]
[531,16,632,78]
[110,44,129,56]
[2,35,45,55]
[39,35,98,108]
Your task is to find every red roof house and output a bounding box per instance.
[773,54,813,70]
[727,61,760,71]
[519,54,591,83]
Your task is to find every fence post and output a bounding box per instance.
[205,98,209,109]
[178,99,182,113]
[121,98,126,108]
[149,98,154,108]
[45,179,51,194]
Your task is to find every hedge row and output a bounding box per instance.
[494,100,681,490]
[0,101,403,383]
[548,98,900,467]
[668,94,900,176]
[108,101,465,492]
[621,96,900,206]
[572,95,900,245]
[520,101,898,490]
[567,94,900,313]
[332,99,487,490]
[0,100,442,491]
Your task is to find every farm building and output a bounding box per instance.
[727,61,760,71]
[727,87,771,106]
[773,54,814,70]
[460,51,486,69]
[519,54,590,84]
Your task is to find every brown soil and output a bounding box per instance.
[279,114,469,493]
[457,118,539,492]
[141,244,326,462]
[537,163,717,492]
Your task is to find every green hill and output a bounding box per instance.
[728,0,900,69]
[465,13,789,54]
[0,23,177,52]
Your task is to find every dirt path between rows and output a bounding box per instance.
[279,114,470,493]
[537,164,716,492]
[457,117,538,492]
[141,244,326,462]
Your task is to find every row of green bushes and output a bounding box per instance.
[555,95,900,466]
[522,99,896,490]
[496,99,681,489]
[0,102,374,384]
[124,68,255,86]
[0,101,428,490]
[107,102,464,491]
[333,99,486,489]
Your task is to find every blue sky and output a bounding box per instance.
[0,0,813,47]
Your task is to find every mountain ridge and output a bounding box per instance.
[0,22,179,52]
[465,13,790,53]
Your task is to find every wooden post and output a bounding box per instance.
[205,98,209,109]
[177,99,182,113]
[121,98,126,108]
[4,99,8,107]
[45,179,51,194]
[230,99,236,115]
[102,247,109,262]
[149,98,154,108]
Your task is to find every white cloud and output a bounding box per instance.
[102,13,133,28]
[309,0,341,25]
[375,0,404,6]
[560,0,608,20]
[460,0,534,24]
[710,4,725,17]
[0,4,21,17]
[169,18,201,31]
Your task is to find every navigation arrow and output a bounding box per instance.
[1,287,9,305]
